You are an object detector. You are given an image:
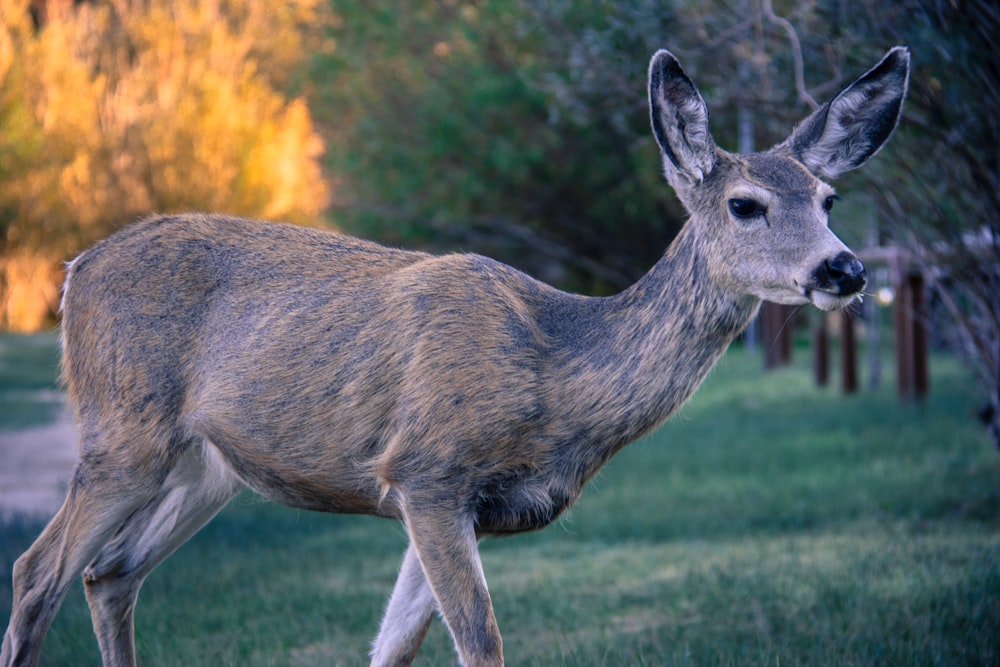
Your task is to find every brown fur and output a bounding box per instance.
[2,47,908,667]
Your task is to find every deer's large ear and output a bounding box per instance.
[649,49,716,188]
[778,47,910,179]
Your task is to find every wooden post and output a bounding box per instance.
[865,288,882,390]
[895,271,928,401]
[813,321,829,386]
[910,273,929,399]
[761,302,793,369]
[840,309,858,394]
[895,273,914,399]
[762,301,778,369]
[780,305,793,364]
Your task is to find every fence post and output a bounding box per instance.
[910,273,929,399]
[761,302,793,369]
[895,271,929,401]
[813,320,829,387]
[840,310,858,394]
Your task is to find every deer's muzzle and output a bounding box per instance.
[814,251,867,296]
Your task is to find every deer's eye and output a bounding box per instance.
[728,198,764,219]
[823,195,840,212]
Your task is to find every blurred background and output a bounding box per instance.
[0,0,997,445]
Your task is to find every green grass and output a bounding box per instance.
[1,336,998,665]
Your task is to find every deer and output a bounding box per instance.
[2,46,909,667]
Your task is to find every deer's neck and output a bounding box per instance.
[550,225,759,471]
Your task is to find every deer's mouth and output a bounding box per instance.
[802,286,863,311]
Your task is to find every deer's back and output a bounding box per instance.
[62,214,421,396]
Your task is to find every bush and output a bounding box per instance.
[0,0,330,331]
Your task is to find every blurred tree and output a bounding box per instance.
[313,0,683,292]
[0,0,330,331]
[850,0,1000,448]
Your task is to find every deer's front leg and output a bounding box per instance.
[398,493,503,667]
[370,543,436,667]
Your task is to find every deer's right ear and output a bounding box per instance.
[648,49,716,187]
[778,46,910,179]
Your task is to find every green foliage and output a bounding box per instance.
[312,0,685,293]
[1,341,997,665]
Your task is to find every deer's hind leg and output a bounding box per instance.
[2,487,141,666]
[1,431,172,667]
[81,439,242,667]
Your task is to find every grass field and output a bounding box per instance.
[1,333,998,666]
[0,332,63,430]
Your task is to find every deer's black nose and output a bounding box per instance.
[822,252,867,295]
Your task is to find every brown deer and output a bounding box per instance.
[2,46,909,667]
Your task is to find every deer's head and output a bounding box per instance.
[649,47,910,311]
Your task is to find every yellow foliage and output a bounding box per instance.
[0,252,62,333]
[0,0,331,331]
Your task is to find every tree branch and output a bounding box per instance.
[762,0,819,110]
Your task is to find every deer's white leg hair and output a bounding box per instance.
[370,542,437,667]
[82,440,242,667]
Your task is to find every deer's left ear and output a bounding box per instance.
[777,46,910,179]
[649,49,717,188]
